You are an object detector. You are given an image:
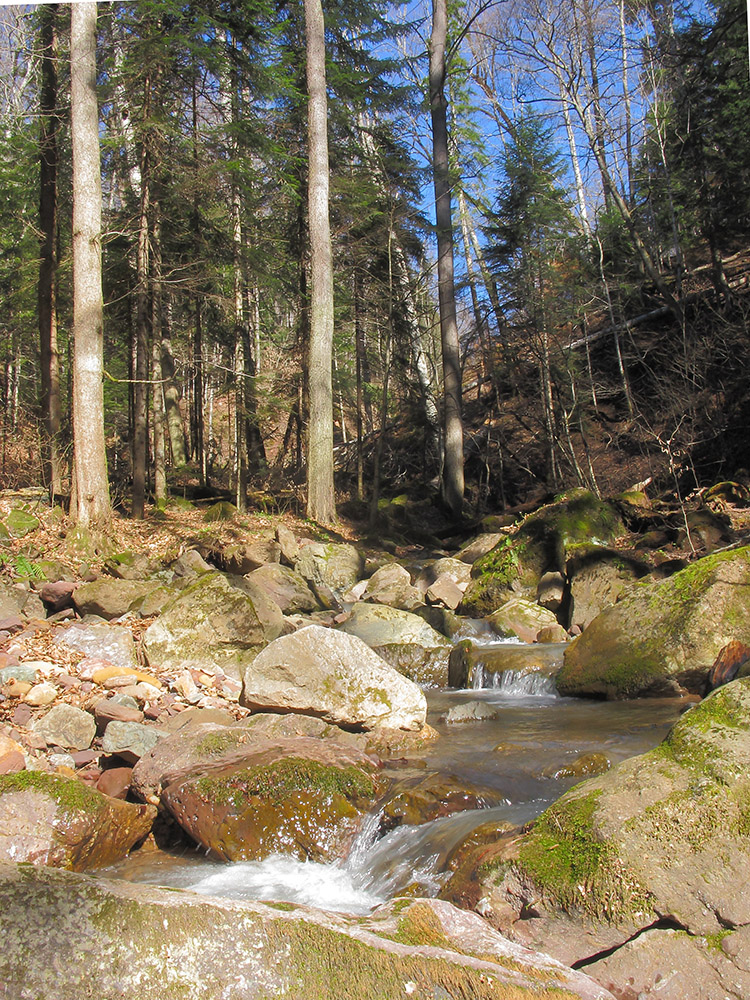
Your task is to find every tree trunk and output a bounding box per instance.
[161,294,187,466]
[151,210,167,508]
[304,0,336,524]
[71,1,111,530]
[131,80,150,520]
[38,3,62,499]
[429,0,464,518]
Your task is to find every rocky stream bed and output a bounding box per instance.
[1,486,750,999]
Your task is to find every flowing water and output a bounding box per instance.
[101,662,685,915]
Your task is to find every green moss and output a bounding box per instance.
[195,757,376,810]
[195,729,250,757]
[268,919,579,1000]
[517,790,651,921]
[0,772,107,816]
[395,903,452,949]
[657,681,750,775]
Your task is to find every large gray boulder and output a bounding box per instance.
[0,865,614,1000]
[72,578,157,619]
[360,562,422,610]
[142,572,284,680]
[566,547,648,631]
[558,546,750,697]
[338,603,452,686]
[444,678,750,998]
[241,624,427,730]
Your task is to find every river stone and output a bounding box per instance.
[558,545,750,698]
[0,581,27,620]
[56,622,138,672]
[425,574,464,610]
[0,663,38,685]
[39,580,78,614]
[24,681,58,706]
[141,571,284,680]
[488,597,560,642]
[276,523,300,565]
[171,548,214,578]
[360,562,422,610]
[456,678,750,989]
[93,698,144,733]
[456,531,505,564]
[415,557,472,593]
[380,771,499,831]
[103,550,157,580]
[241,624,427,730]
[244,563,319,613]
[567,547,648,631]
[220,537,281,575]
[101,721,161,764]
[6,507,39,538]
[294,541,364,608]
[461,491,624,617]
[0,772,155,870]
[537,570,565,611]
[441,700,499,724]
[160,736,382,862]
[448,640,567,688]
[72,579,158,620]
[0,865,616,1000]
[337,603,452,687]
[32,704,96,751]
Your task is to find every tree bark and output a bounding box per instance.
[304,0,336,524]
[71,1,111,530]
[38,3,62,499]
[429,0,464,518]
[131,77,151,520]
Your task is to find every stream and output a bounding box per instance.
[100,660,684,915]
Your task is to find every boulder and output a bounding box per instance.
[241,624,427,730]
[0,772,155,871]
[101,720,161,764]
[425,574,464,610]
[141,571,284,680]
[488,597,560,643]
[447,678,750,993]
[440,700,499,724]
[72,579,157,620]
[103,551,157,580]
[558,546,750,698]
[360,562,422,610]
[171,548,214,578]
[244,563,319,614]
[0,865,615,1000]
[566,547,648,631]
[55,622,138,672]
[32,704,96,751]
[456,531,506,564]
[461,491,624,617]
[536,570,565,611]
[219,537,281,575]
[415,557,472,593]
[706,639,750,692]
[338,603,452,687]
[160,736,382,862]
[276,523,300,565]
[294,542,364,607]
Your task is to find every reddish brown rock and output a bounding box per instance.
[96,766,133,800]
[0,771,155,870]
[93,698,144,733]
[706,639,750,692]
[39,581,78,614]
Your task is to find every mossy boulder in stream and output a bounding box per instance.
[0,772,155,871]
[558,545,750,698]
[445,678,750,996]
[0,864,614,1000]
[160,738,382,862]
[461,491,624,617]
[141,571,285,680]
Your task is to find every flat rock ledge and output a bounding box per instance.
[0,862,613,1000]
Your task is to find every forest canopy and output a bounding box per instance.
[1,0,748,526]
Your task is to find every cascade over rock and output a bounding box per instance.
[558,545,750,697]
[240,624,427,730]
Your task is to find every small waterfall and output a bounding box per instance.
[472,664,558,697]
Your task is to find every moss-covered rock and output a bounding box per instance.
[558,546,750,698]
[461,492,624,617]
[0,772,155,871]
[142,571,284,680]
[0,864,613,1000]
[452,678,750,983]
